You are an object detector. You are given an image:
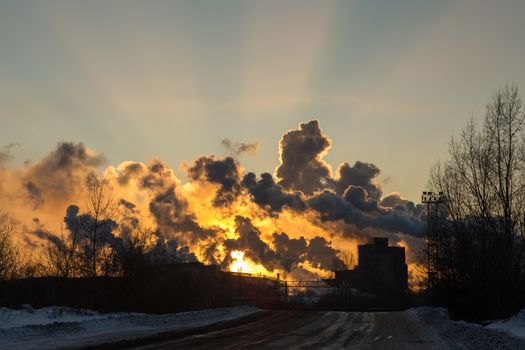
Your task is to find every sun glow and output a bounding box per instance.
[230,250,249,273]
[228,250,274,276]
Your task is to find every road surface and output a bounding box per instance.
[122,310,465,350]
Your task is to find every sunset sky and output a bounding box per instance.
[2,0,525,202]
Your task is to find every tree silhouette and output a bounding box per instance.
[429,84,525,320]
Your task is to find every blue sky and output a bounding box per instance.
[1,0,525,201]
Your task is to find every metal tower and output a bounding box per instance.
[421,191,444,290]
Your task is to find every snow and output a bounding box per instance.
[487,308,525,339]
[0,304,261,350]
[4,304,525,349]
[412,307,525,349]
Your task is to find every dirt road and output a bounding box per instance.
[123,310,465,350]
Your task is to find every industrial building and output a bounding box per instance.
[334,237,408,300]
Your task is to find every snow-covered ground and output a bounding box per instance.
[487,308,525,339]
[413,307,525,349]
[0,304,262,350]
[3,304,525,350]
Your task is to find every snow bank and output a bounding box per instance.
[412,307,525,350]
[487,308,525,339]
[0,305,262,350]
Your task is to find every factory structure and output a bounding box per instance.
[332,237,408,304]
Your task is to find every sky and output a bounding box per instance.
[1,0,525,202]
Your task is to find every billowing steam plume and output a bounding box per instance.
[0,121,426,283]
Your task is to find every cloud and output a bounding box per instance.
[308,188,425,237]
[115,161,147,186]
[333,161,382,200]
[381,192,409,208]
[222,216,278,270]
[222,216,345,274]
[2,119,427,283]
[272,232,307,272]
[20,142,106,208]
[306,236,345,271]
[146,231,198,265]
[275,120,332,195]
[221,139,259,156]
[63,204,118,246]
[29,218,64,250]
[149,185,216,247]
[24,181,44,210]
[140,160,177,191]
[242,172,305,213]
[343,185,378,212]
[186,156,241,206]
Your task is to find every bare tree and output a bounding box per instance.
[0,212,19,280]
[429,84,525,320]
[40,226,81,278]
[82,177,118,277]
[113,216,155,276]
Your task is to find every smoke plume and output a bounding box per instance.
[275,120,332,195]
[0,120,426,283]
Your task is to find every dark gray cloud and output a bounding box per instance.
[379,194,426,236]
[24,181,43,210]
[333,161,382,200]
[140,160,175,191]
[380,192,409,208]
[201,242,220,265]
[21,142,106,208]
[116,162,147,186]
[376,205,426,236]
[41,142,105,169]
[149,186,216,246]
[308,190,363,224]
[64,204,81,232]
[308,189,426,237]
[222,216,344,273]
[221,139,259,156]
[187,156,241,206]
[29,218,64,250]
[242,172,305,212]
[270,120,425,237]
[306,236,345,271]
[343,185,378,212]
[272,232,307,272]
[275,120,332,195]
[34,205,198,271]
[222,216,278,270]
[63,204,118,246]
[146,231,198,265]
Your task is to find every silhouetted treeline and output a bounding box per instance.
[0,213,20,279]
[429,85,525,322]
